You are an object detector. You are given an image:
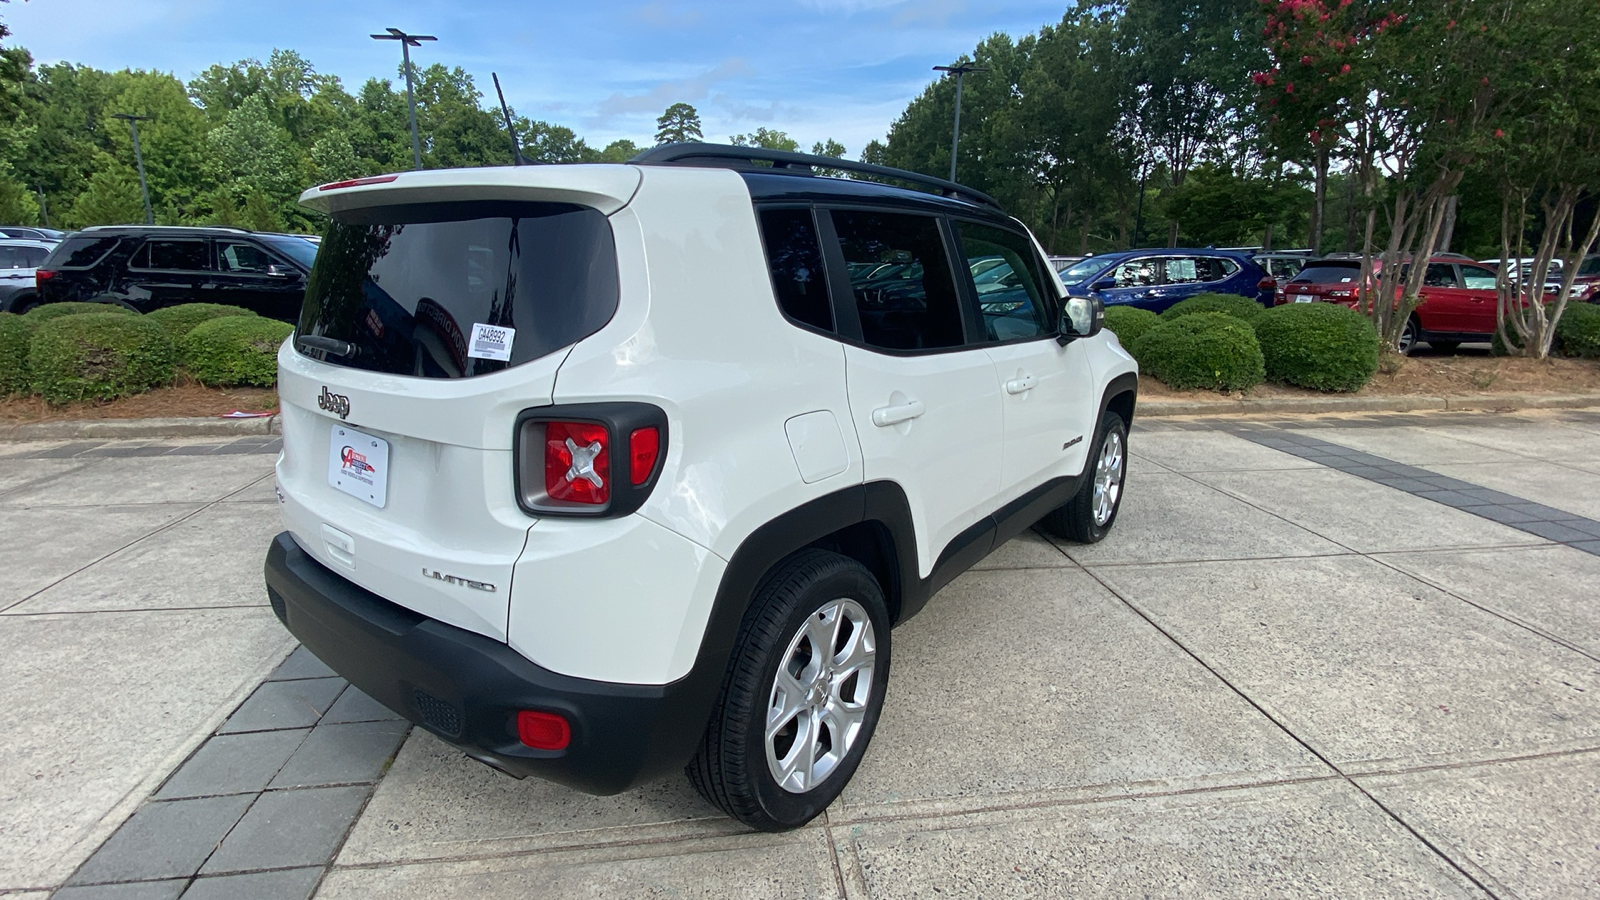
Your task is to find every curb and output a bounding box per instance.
[3,392,1599,440]
[0,415,280,441]
[1139,392,1600,418]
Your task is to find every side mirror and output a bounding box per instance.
[1058,294,1104,344]
[265,264,295,279]
[1091,278,1116,292]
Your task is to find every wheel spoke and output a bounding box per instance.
[767,668,808,739]
[832,616,875,677]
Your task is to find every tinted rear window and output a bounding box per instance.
[1291,264,1361,284]
[297,201,618,379]
[47,235,122,269]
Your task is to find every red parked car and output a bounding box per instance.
[1281,255,1547,354]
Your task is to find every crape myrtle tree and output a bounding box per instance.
[1480,0,1600,358]
[1257,0,1508,351]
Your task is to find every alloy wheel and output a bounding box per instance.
[765,598,877,794]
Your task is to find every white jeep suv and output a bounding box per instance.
[263,144,1138,831]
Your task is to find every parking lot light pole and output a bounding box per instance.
[111,113,155,225]
[933,63,987,183]
[371,27,438,170]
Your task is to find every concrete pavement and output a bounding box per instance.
[4,412,1600,898]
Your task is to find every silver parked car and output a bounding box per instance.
[0,239,56,313]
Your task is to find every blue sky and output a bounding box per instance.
[4,0,1072,154]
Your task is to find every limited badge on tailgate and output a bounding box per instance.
[329,425,390,508]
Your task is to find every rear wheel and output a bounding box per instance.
[1398,316,1419,355]
[1040,411,1128,544]
[686,549,890,831]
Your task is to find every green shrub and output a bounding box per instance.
[180,316,294,387]
[1103,306,1160,353]
[27,313,177,405]
[1131,312,1265,392]
[1159,292,1269,325]
[145,303,258,339]
[0,312,29,396]
[1253,302,1380,392]
[1555,303,1600,358]
[24,302,137,325]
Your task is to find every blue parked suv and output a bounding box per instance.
[1058,249,1275,313]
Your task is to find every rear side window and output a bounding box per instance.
[956,221,1055,342]
[0,246,45,268]
[830,210,964,352]
[298,201,619,379]
[1292,264,1360,284]
[47,235,122,269]
[757,208,832,332]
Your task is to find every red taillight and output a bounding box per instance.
[1257,277,1277,291]
[628,427,660,485]
[317,174,400,191]
[35,269,56,288]
[517,710,571,750]
[545,421,609,505]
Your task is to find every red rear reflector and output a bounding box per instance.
[545,421,610,505]
[318,174,400,191]
[517,710,571,750]
[629,427,660,485]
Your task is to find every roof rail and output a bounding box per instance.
[630,142,1003,211]
[80,224,255,234]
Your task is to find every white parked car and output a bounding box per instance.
[0,239,55,313]
[263,144,1139,831]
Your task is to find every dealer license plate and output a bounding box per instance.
[328,425,389,508]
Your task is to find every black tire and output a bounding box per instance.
[1040,411,1128,544]
[686,549,891,831]
[1398,316,1419,356]
[1428,340,1460,354]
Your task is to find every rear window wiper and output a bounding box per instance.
[295,334,357,359]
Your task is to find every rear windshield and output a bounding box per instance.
[1291,264,1361,284]
[296,201,619,379]
[46,235,122,269]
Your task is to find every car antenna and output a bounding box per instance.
[492,73,529,166]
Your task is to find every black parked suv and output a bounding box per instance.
[31,226,318,321]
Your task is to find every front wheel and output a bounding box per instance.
[686,550,891,831]
[1040,411,1128,544]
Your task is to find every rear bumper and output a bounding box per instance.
[263,532,715,795]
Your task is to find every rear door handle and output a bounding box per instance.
[1005,374,1038,395]
[871,399,925,427]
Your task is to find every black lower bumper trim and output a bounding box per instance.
[263,532,715,795]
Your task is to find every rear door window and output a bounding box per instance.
[1460,265,1497,290]
[297,201,619,379]
[757,208,833,332]
[1423,263,1459,288]
[828,210,965,351]
[134,240,210,272]
[1163,257,1200,285]
[954,220,1055,342]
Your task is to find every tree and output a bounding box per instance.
[729,127,798,151]
[599,139,641,162]
[1480,0,1600,357]
[206,93,301,224]
[68,161,144,227]
[309,132,361,183]
[1120,0,1265,246]
[811,139,846,159]
[655,102,702,145]
[103,70,214,221]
